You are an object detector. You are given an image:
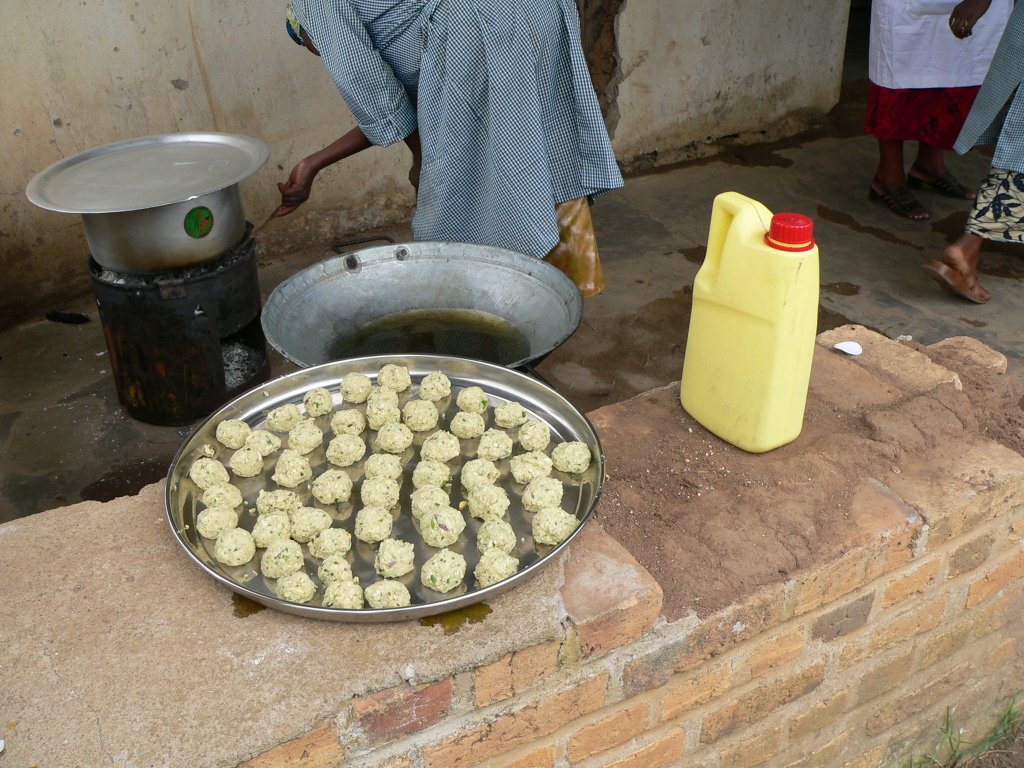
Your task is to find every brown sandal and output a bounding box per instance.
[921,260,991,303]
[869,177,929,220]
[908,164,974,199]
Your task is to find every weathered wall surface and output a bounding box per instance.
[0,0,849,327]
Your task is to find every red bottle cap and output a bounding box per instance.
[764,213,815,252]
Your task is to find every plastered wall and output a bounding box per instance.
[0,0,849,327]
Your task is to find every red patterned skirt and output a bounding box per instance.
[865,82,981,149]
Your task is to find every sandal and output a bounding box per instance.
[869,177,930,220]
[907,164,974,199]
[921,260,991,303]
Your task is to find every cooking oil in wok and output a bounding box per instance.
[331,309,531,365]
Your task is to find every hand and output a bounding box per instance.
[275,159,318,217]
[404,131,421,192]
[949,0,992,38]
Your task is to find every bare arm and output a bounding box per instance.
[275,126,373,217]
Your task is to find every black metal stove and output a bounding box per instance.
[89,224,270,426]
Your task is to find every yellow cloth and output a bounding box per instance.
[544,197,605,299]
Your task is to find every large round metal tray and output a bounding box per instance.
[165,354,605,622]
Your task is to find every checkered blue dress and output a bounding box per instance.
[291,0,623,258]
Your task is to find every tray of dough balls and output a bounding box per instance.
[165,354,604,622]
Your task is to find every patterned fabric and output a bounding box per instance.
[286,1,305,45]
[964,168,1024,242]
[955,3,1024,173]
[290,0,623,258]
[544,198,604,298]
[865,82,980,149]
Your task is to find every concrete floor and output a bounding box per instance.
[2,6,1022,523]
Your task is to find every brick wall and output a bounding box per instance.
[241,335,1024,768]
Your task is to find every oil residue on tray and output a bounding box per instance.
[329,309,530,366]
[419,603,493,634]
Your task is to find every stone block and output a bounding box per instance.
[560,522,663,658]
[975,585,1024,637]
[865,662,972,736]
[856,650,916,705]
[816,326,961,395]
[812,593,875,641]
[949,534,995,580]
[841,596,947,666]
[352,680,454,746]
[661,664,733,721]
[719,724,783,768]
[967,548,1024,608]
[421,673,608,768]
[748,628,804,678]
[928,336,1008,374]
[841,746,886,768]
[601,728,687,768]
[918,623,972,670]
[621,637,689,699]
[782,728,853,768]
[567,703,650,762]
[497,746,558,768]
[882,557,941,608]
[985,638,1018,675]
[789,691,850,741]
[700,662,826,743]
[474,641,561,707]
[808,344,902,411]
[237,721,344,768]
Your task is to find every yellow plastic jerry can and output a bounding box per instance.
[680,192,819,453]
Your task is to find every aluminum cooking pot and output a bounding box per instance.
[26,132,269,273]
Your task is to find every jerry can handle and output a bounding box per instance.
[701,192,773,284]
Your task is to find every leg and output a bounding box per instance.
[870,139,929,220]
[921,231,990,303]
[908,142,976,199]
[874,139,907,189]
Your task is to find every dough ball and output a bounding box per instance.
[272,449,312,487]
[456,386,489,414]
[461,459,500,491]
[276,571,317,603]
[266,403,303,433]
[289,506,333,543]
[311,468,353,504]
[378,363,412,392]
[532,507,579,545]
[375,423,414,454]
[189,457,229,490]
[375,538,416,578]
[261,538,304,579]
[318,554,355,586]
[518,420,551,452]
[411,486,450,520]
[421,549,467,593]
[367,387,399,410]
[323,579,364,609]
[365,579,411,608]
[475,550,519,587]
[196,504,238,539]
[214,527,255,566]
[252,513,291,548]
[288,419,324,455]
[303,387,334,417]
[450,411,486,439]
[418,371,451,401]
[510,451,553,484]
[331,408,367,436]
[229,445,264,478]
[308,527,353,559]
[326,434,366,467]
[552,441,592,474]
[477,519,517,554]
[360,477,400,509]
[494,401,529,428]
[341,372,373,403]
[215,419,251,449]
[419,506,466,548]
[355,506,394,543]
[366,390,401,430]
[421,430,461,462]
[364,453,404,481]
[257,488,300,516]
[477,429,513,462]
[243,429,279,457]
[467,484,511,521]
[403,399,439,432]
[412,460,451,490]
[202,482,243,510]
[522,476,563,512]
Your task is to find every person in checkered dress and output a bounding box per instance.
[278,0,623,266]
[922,1,1024,304]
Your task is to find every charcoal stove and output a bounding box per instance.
[89,224,271,426]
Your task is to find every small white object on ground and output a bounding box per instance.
[833,341,863,356]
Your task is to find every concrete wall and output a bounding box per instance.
[0,0,849,328]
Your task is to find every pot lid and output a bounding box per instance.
[26,132,270,214]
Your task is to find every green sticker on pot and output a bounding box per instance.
[184,206,214,238]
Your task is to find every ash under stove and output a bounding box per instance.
[89,225,271,425]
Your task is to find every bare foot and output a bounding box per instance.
[922,235,991,303]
